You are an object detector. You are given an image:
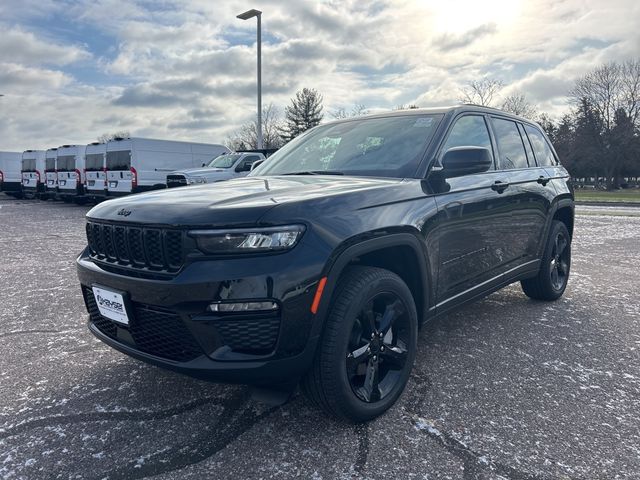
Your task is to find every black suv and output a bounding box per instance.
[77,106,573,421]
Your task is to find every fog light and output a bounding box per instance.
[208,301,278,313]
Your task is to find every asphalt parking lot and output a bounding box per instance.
[1,194,639,480]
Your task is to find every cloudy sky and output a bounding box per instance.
[0,0,638,151]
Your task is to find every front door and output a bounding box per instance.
[432,114,515,309]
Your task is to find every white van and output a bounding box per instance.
[44,148,59,200]
[106,137,229,196]
[84,142,107,201]
[0,151,23,197]
[56,144,87,202]
[21,150,46,197]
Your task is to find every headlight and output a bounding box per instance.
[189,225,305,254]
[187,177,206,184]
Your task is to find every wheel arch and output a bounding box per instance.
[312,232,432,337]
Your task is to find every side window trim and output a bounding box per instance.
[437,113,497,170]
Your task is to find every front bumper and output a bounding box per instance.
[76,246,327,384]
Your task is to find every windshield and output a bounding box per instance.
[251,114,442,178]
[207,154,241,168]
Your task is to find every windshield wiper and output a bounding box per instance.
[280,170,344,176]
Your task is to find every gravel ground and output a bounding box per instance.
[1,194,639,480]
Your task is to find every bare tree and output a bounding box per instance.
[330,104,369,119]
[97,130,130,143]
[570,59,640,130]
[226,103,284,151]
[501,93,538,118]
[459,78,504,106]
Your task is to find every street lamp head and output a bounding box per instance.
[237,9,262,20]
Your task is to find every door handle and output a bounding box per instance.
[490,180,510,193]
[537,176,550,186]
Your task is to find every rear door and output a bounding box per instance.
[489,116,554,268]
[107,149,133,194]
[433,114,515,307]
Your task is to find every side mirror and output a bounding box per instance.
[441,146,492,178]
[202,163,206,167]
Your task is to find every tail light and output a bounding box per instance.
[83,168,87,186]
[75,168,81,186]
[130,166,138,189]
[35,170,41,184]
[103,167,108,188]
[0,170,4,183]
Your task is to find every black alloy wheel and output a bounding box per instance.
[521,220,571,300]
[302,266,418,422]
[346,292,410,403]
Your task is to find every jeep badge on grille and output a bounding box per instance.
[117,208,132,217]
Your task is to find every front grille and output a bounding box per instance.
[167,175,187,188]
[215,317,280,353]
[86,221,184,274]
[83,287,203,362]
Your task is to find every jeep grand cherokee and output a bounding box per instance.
[77,105,574,422]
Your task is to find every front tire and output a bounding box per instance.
[302,266,418,422]
[521,220,571,300]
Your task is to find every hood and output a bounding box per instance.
[87,175,405,227]
[171,167,227,176]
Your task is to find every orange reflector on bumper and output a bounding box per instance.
[310,277,327,314]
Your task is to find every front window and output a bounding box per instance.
[251,114,443,178]
[106,150,131,170]
[57,155,75,171]
[208,154,242,168]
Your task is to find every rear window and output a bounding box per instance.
[208,154,242,168]
[45,158,56,171]
[22,159,36,172]
[86,153,104,171]
[106,150,131,170]
[57,155,75,171]
[524,125,557,166]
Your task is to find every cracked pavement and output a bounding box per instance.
[1,194,639,479]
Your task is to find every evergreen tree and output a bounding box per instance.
[280,88,324,143]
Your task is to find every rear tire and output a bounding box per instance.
[521,220,571,300]
[301,266,418,422]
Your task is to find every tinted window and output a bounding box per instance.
[441,115,493,165]
[252,114,443,178]
[45,158,56,171]
[57,155,75,171]
[86,153,104,171]
[524,125,556,166]
[491,118,528,169]
[517,123,535,165]
[106,150,131,170]
[22,159,36,171]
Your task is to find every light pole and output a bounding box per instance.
[237,9,263,150]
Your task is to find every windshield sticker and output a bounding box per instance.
[413,117,433,128]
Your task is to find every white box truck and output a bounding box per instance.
[0,151,23,197]
[84,142,107,202]
[56,144,87,203]
[21,150,46,198]
[43,147,59,200]
[106,137,229,196]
